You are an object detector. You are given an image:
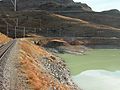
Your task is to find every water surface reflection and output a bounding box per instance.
[72,70,120,90]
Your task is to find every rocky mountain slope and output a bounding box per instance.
[0,0,120,46]
[57,10,120,28]
[38,2,92,11]
[1,10,120,37]
[2,0,92,11]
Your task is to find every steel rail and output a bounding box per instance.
[0,40,16,61]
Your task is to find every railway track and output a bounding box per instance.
[0,39,16,90]
[0,40,16,60]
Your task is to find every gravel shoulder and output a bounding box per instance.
[2,39,19,90]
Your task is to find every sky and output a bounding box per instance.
[73,0,120,12]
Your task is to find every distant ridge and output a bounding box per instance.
[102,9,120,15]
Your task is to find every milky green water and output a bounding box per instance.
[58,49,120,75]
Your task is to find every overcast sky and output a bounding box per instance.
[73,0,120,12]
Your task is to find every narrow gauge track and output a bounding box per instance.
[0,40,16,60]
[0,39,16,89]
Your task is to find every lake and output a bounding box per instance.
[59,49,120,75]
[58,49,120,90]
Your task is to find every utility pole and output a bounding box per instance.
[23,27,26,38]
[10,0,17,11]
[6,23,9,37]
[16,18,18,26]
[14,0,17,11]
[15,18,18,38]
[15,26,17,38]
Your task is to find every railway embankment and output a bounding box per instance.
[0,38,80,90]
